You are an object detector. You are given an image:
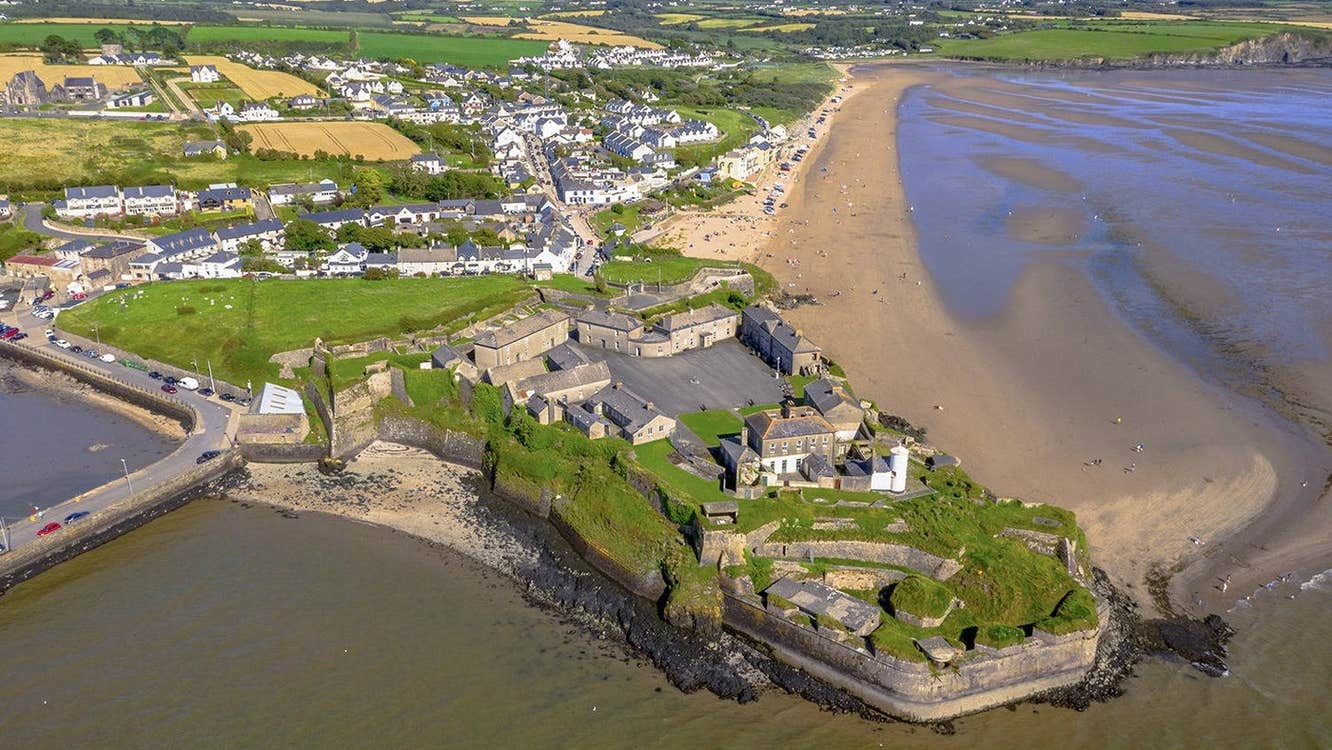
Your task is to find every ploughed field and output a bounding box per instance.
[238,121,420,160]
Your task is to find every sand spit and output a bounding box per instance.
[728,61,1329,617]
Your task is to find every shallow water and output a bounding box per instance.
[0,501,1326,749]
[0,369,176,520]
[898,68,1332,388]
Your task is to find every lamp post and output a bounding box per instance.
[120,458,134,496]
[206,359,216,393]
[91,326,100,345]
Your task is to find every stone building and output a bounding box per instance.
[740,403,837,478]
[3,70,48,107]
[569,383,675,445]
[574,303,738,358]
[803,378,864,441]
[79,241,144,281]
[472,309,570,369]
[740,305,822,375]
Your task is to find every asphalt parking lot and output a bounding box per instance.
[575,338,785,416]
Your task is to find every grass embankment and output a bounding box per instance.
[939,20,1305,60]
[0,222,45,263]
[57,276,530,387]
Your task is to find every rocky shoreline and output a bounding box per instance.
[218,448,1243,726]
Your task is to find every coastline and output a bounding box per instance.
[1,359,188,441]
[686,60,1330,617]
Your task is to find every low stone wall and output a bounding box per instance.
[51,329,248,401]
[824,566,907,591]
[375,415,484,470]
[0,452,241,592]
[755,539,963,581]
[239,442,327,463]
[0,342,196,432]
[722,592,1101,722]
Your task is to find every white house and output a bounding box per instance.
[190,65,220,84]
[324,243,368,276]
[122,185,178,217]
[58,185,123,219]
[409,152,448,175]
[239,102,280,122]
[182,251,243,279]
[267,179,340,206]
[106,89,155,109]
[215,218,285,254]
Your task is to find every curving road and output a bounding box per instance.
[19,203,146,244]
[0,301,237,557]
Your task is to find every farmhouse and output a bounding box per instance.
[56,77,106,102]
[473,309,571,369]
[409,152,448,175]
[183,140,227,159]
[190,65,221,84]
[122,185,178,217]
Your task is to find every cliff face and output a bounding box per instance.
[1022,31,1332,69]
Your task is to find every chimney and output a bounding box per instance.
[741,422,750,448]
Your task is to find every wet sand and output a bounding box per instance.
[686,62,1330,616]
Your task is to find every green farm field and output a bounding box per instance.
[0,22,149,47]
[58,276,531,386]
[187,25,547,66]
[939,20,1300,60]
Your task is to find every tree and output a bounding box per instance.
[349,167,384,206]
[94,28,121,46]
[239,239,264,257]
[285,219,336,253]
[40,35,82,64]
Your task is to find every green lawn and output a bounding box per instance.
[592,203,645,237]
[597,249,709,286]
[536,273,606,296]
[678,409,743,447]
[939,20,1296,60]
[188,25,351,46]
[671,105,758,167]
[182,82,246,109]
[57,276,530,387]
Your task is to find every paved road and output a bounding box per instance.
[19,203,142,244]
[0,303,237,557]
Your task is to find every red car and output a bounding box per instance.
[37,522,62,536]
[161,384,178,394]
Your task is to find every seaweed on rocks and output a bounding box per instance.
[1038,568,1144,711]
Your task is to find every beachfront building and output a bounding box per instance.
[573,303,738,359]
[803,378,864,441]
[740,305,822,376]
[731,403,837,482]
[472,310,570,370]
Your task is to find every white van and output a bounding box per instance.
[178,376,200,391]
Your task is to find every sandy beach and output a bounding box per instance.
[230,442,539,576]
[680,62,1331,616]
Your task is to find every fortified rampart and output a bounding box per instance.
[722,590,1104,722]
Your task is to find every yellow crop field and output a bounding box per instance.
[238,122,419,160]
[0,54,144,88]
[544,10,606,18]
[657,13,705,25]
[696,18,760,29]
[1118,11,1197,20]
[744,23,816,32]
[184,55,322,100]
[465,16,662,47]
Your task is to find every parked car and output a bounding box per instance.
[219,393,235,402]
[198,388,214,397]
[178,376,199,390]
[148,371,162,380]
[11,332,27,341]
[164,376,178,385]
[63,511,89,524]
[196,450,222,464]
[54,339,71,349]
[70,345,83,353]
[100,353,116,363]
[37,522,61,536]
[161,384,178,394]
